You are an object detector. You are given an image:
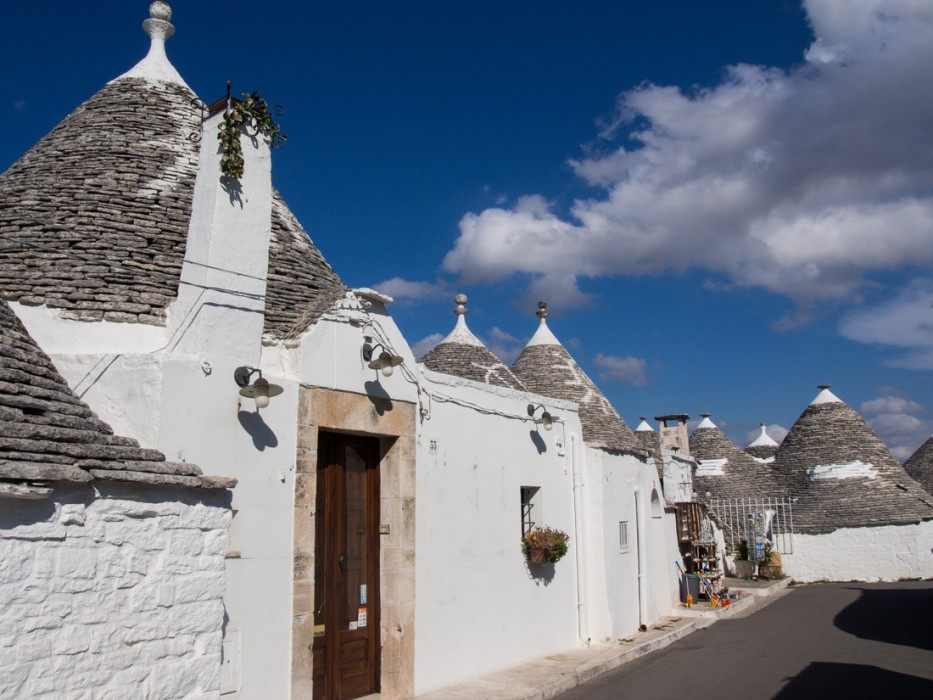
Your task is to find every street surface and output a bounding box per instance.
[556,581,933,699]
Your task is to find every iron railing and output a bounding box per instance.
[707,496,795,556]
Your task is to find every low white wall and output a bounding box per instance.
[584,449,677,642]
[784,521,933,582]
[0,484,230,699]
[414,370,581,695]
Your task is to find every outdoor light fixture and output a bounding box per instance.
[527,403,554,432]
[362,336,404,377]
[234,366,283,409]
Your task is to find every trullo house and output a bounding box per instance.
[689,414,780,502]
[0,300,236,698]
[773,386,933,582]
[1,3,685,699]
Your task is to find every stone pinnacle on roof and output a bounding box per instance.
[420,294,525,390]
[746,422,780,461]
[697,413,717,429]
[115,2,189,88]
[811,384,843,405]
[635,417,654,432]
[512,301,641,456]
[749,423,779,448]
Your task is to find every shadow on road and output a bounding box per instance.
[834,586,933,651]
[774,661,933,699]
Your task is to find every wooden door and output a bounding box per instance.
[312,433,381,700]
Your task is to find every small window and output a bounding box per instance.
[520,486,541,537]
[619,520,630,553]
[650,488,663,518]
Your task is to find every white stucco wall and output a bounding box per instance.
[783,521,933,583]
[0,485,230,699]
[413,369,581,695]
[583,449,677,642]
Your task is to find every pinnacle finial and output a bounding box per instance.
[536,301,549,321]
[454,293,468,316]
[144,2,175,41]
[817,384,831,390]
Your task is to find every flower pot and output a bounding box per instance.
[528,547,549,564]
[734,560,756,579]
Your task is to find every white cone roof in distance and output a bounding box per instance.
[689,414,780,500]
[749,424,779,448]
[904,435,933,496]
[420,294,525,390]
[635,418,654,432]
[512,302,641,455]
[773,385,933,533]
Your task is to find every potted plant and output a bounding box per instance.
[522,527,570,564]
[757,543,783,579]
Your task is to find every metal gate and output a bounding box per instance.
[707,496,794,556]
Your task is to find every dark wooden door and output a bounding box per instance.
[312,433,381,700]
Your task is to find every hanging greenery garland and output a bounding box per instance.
[218,92,286,181]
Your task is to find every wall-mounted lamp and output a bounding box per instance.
[362,336,404,377]
[234,366,283,410]
[527,403,554,432]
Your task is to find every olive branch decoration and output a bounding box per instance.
[218,92,286,181]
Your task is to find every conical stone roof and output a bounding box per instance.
[0,2,343,341]
[746,424,779,461]
[421,295,525,390]
[904,436,933,496]
[773,386,933,534]
[0,300,232,490]
[512,303,640,456]
[689,415,780,501]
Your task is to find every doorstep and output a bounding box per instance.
[414,617,708,700]
[727,576,793,598]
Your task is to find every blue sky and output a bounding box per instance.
[3,1,933,457]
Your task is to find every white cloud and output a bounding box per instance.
[442,1,933,314]
[593,354,648,386]
[857,390,931,461]
[861,396,924,416]
[373,277,448,304]
[840,279,933,369]
[745,423,789,445]
[411,333,443,359]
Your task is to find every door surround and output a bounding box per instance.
[293,387,416,699]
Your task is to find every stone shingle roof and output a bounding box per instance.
[689,417,781,501]
[421,295,525,390]
[512,304,641,456]
[772,389,933,534]
[905,436,933,496]
[264,192,346,341]
[634,421,664,478]
[0,51,344,342]
[0,300,234,490]
[0,78,201,324]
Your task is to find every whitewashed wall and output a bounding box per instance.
[783,521,933,582]
[414,369,581,695]
[0,484,230,699]
[583,449,677,642]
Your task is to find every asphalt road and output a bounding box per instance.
[555,581,933,700]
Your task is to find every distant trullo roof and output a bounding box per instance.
[420,294,525,390]
[0,300,233,490]
[0,2,344,342]
[512,302,641,456]
[905,436,933,496]
[773,386,933,534]
[689,415,780,501]
[634,418,663,478]
[746,424,779,461]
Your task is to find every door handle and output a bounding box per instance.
[338,554,347,572]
